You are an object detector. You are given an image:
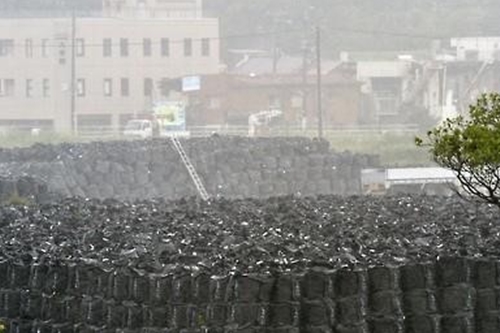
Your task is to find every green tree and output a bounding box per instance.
[416,93,500,206]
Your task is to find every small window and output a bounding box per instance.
[120,38,129,57]
[103,38,112,57]
[0,39,14,57]
[184,38,192,57]
[43,78,50,97]
[41,39,49,57]
[201,38,210,56]
[159,77,168,96]
[0,79,15,96]
[76,78,86,97]
[76,38,85,57]
[143,38,152,57]
[161,38,170,57]
[25,79,33,97]
[120,78,129,96]
[144,77,153,96]
[104,78,113,96]
[58,41,67,65]
[25,39,33,58]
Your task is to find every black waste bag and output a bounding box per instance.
[7,320,33,333]
[19,291,42,320]
[44,265,69,295]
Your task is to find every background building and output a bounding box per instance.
[0,0,220,133]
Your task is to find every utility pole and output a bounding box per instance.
[70,8,77,134]
[301,40,308,131]
[315,26,323,139]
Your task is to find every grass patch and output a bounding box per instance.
[0,129,433,167]
[326,132,434,167]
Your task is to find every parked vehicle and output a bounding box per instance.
[123,101,190,138]
[123,119,154,138]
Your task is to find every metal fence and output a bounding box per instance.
[0,123,420,143]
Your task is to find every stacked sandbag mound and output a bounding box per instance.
[0,175,54,204]
[0,195,499,332]
[0,137,378,201]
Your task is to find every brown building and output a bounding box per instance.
[186,63,361,129]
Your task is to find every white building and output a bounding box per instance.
[451,37,500,62]
[0,0,220,133]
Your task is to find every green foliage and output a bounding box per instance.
[416,93,500,206]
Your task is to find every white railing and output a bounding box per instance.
[0,123,420,143]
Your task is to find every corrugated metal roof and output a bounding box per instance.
[386,167,457,183]
[232,56,304,75]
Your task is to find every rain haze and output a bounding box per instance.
[2,1,500,332]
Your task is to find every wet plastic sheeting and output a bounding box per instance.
[0,195,500,332]
[0,195,499,275]
[0,138,377,201]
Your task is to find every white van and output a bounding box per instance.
[123,119,154,138]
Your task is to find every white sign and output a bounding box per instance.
[182,76,201,92]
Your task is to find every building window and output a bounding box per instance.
[159,77,168,96]
[42,39,49,57]
[120,78,129,96]
[76,78,86,97]
[0,79,15,97]
[201,38,210,56]
[184,38,192,57]
[143,38,152,57]
[58,41,67,65]
[25,39,33,58]
[25,79,33,97]
[144,78,153,96]
[269,95,282,109]
[120,38,129,57]
[103,38,112,57]
[374,91,399,116]
[104,78,113,96]
[43,79,50,97]
[0,39,14,57]
[76,38,85,57]
[161,38,170,57]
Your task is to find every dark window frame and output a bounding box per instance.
[184,38,192,57]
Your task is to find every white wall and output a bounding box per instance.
[0,16,220,132]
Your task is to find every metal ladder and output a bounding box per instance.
[170,136,210,201]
